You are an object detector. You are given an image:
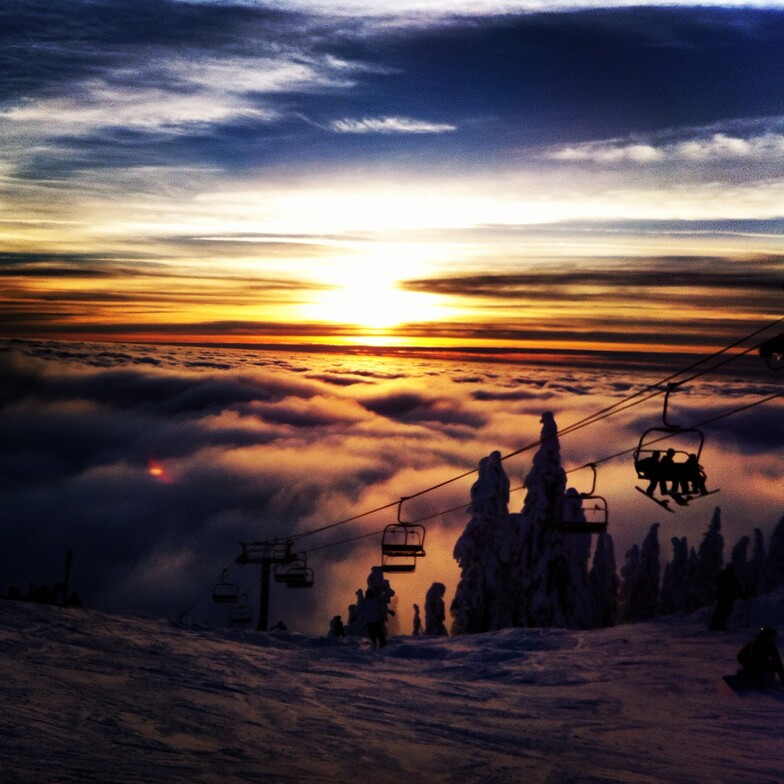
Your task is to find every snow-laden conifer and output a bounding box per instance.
[747,527,766,598]
[425,582,448,636]
[450,451,512,633]
[589,532,619,627]
[519,413,596,628]
[618,544,640,623]
[760,514,784,594]
[619,524,661,622]
[730,535,752,598]
[660,536,690,616]
[694,507,724,607]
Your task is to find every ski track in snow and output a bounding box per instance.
[1,597,782,784]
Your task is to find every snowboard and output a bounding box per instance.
[635,486,674,513]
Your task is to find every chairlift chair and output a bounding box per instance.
[559,464,609,534]
[633,383,717,509]
[274,556,314,588]
[759,333,784,371]
[212,569,239,603]
[236,539,295,565]
[381,498,426,573]
[228,595,253,626]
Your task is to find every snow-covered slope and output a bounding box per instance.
[2,595,782,784]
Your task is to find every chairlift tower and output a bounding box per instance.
[236,540,295,631]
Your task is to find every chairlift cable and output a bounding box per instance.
[305,389,781,555]
[186,319,782,615]
[282,319,782,545]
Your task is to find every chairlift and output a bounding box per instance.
[381,498,426,573]
[228,594,253,627]
[633,383,717,511]
[274,556,314,589]
[212,569,239,603]
[759,333,784,371]
[559,464,608,534]
[236,539,294,565]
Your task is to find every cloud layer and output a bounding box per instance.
[2,340,781,633]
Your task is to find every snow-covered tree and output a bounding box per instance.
[694,507,724,607]
[619,524,661,622]
[730,535,752,598]
[451,412,615,632]
[636,523,661,620]
[425,582,448,636]
[760,514,784,594]
[517,413,596,629]
[450,450,513,633]
[589,532,619,627]
[685,546,700,612]
[386,595,401,638]
[618,544,640,623]
[660,536,690,616]
[747,528,766,598]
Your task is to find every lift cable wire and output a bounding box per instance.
[184,318,781,617]
[294,389,781,559]
[284,317,782,545]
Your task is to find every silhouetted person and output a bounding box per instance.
[636,451,662,496]
[659,449,677,495]
[329,615,344,638]
[737,627,784,687]
[683,453,708,495]
[412,603,422,636]
[710,565,746,630]
[270,620,287,632]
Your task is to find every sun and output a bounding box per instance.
[299,248,448,332]
[307,279,438,330]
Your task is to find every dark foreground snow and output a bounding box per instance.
[1,594,783,784]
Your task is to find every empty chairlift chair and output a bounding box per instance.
[228,594,254,626]
[212,569,239,603]
[381,498,426,573]
[274,556,314,589]
[559,464,608,534]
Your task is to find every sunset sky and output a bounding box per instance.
[2,0,783,359]
[1,2,783,632]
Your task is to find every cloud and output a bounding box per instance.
[546,130,784,165]
[0,340,781,632]
[328,116,457,133]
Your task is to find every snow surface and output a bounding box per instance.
[1,596,783,784]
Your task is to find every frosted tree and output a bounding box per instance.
[517,413,596,629]
[588,532,619,627]
[346,589,366,636]
[685,547,700,612]
[760,514,784,594]
[660,536,690,616]
[451,451,513,633]
[618,544,640,623]
[730,535,752,598]
[386,595,401,638]
[747,528,766,598]
[635,523,661,620]
[694,507,724,607]
[619,524,661,623]
[425,582,448,636]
